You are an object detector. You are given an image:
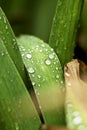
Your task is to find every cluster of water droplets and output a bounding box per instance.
[66,99,87,130]
[18,36,64,93]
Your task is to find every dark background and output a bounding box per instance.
[0,0,87,64]
[0,0,57,42]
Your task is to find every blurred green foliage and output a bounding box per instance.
[0,0,57,42]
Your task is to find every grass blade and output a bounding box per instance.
[49,0,83,67]
[0,38,41,130]
[0,7,27,85]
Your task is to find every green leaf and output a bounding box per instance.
[0,7,27,85]
[49,0,83,67]
[0,38,41,130]
[17,35,65,125]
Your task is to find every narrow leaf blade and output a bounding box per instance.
[49,0,83,67]
[0,7,27,84]
[0,38,41,130]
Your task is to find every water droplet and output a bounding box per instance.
[5,25,8,30]
[15,122,19,130]
[36,45,39,48]
[31,60,34,63]
[51,48,54,52]
[38,84,41,87]
[45,48,48,52]
[28,67,35,74]
[49,53,54,59]
[73,116,82,125]
[1,52,5,56]
[67,82,72,87]
[73,111,79,117]
[41,44,45,47]
[26,53,32,59]
[45,59,51,65]
[0,17,2,20]
[32,74,35,77]
[56,67,58,70]
[3,17,6,23]
[39,49,42,52]
[56,74,59,79]
[22,48,25,51]
[65,72,70,77]
[32,82,35,86]
[61,81,63,84]
[22,53,24,57]
[37,75,41,79]
[13,39,16,42]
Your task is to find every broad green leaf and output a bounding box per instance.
[64,59,87,129]
[49,0,83,67]
[17,35,65,125]
[0,7,27,85]
[0,38,41,130]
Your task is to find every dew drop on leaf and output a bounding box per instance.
[15,122,19,130]
[26,53,32,59]
[56,67,58,70]
[67,82,72,87]
[60,81,63,84]
[38,84,41,87]
[1,52,5,56]
[37,75,41,79]
[21,53,24,57]
[72,111,79,117]
[3,16,6,23]
[56,74,59,79]
[45,59,51,65]
[28,67,35,74]
[32,82,35,86]
[41,44,45,47]
[73,116,82,125]
[5,25,8,30]
[39,49,42,52]
[49,53,54,59]
[65,72,70,77]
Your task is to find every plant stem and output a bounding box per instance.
[49,0,84,67]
